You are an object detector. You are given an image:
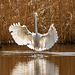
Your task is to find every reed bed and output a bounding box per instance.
[0,0,75,44]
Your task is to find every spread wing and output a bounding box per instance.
[39,24,58,50]
[9,22,35,46]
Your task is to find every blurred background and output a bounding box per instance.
[0,0,75,45]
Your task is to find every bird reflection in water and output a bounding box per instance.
[11,57,59,75]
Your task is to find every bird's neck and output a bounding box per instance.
[35,14,38,34]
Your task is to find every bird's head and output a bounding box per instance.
[35,12,37,15]
[35,12,38,17]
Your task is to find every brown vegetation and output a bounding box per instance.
[0,0,75,44]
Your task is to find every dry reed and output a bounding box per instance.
[0,0,75,44]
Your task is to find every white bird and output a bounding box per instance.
[9,12,58,51]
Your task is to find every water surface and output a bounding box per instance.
[0,44,75,75]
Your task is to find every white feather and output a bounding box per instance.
[39,24,58,51]
[9,23,58,51]
[9,22,35,46]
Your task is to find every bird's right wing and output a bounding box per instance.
[9,22,35,46]
[39,24,58,50]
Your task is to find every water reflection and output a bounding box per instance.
[11,58,59,75]
[1,44,75,75]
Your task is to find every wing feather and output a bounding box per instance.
[39,24,58,50]
[9,22,35,45]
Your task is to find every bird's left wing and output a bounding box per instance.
[39,24,58,50]
[9,22,35,46]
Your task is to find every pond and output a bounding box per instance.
[0,44,75,75]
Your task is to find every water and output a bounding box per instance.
[0,44,75,75]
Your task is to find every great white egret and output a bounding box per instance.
[9,12,58,51]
